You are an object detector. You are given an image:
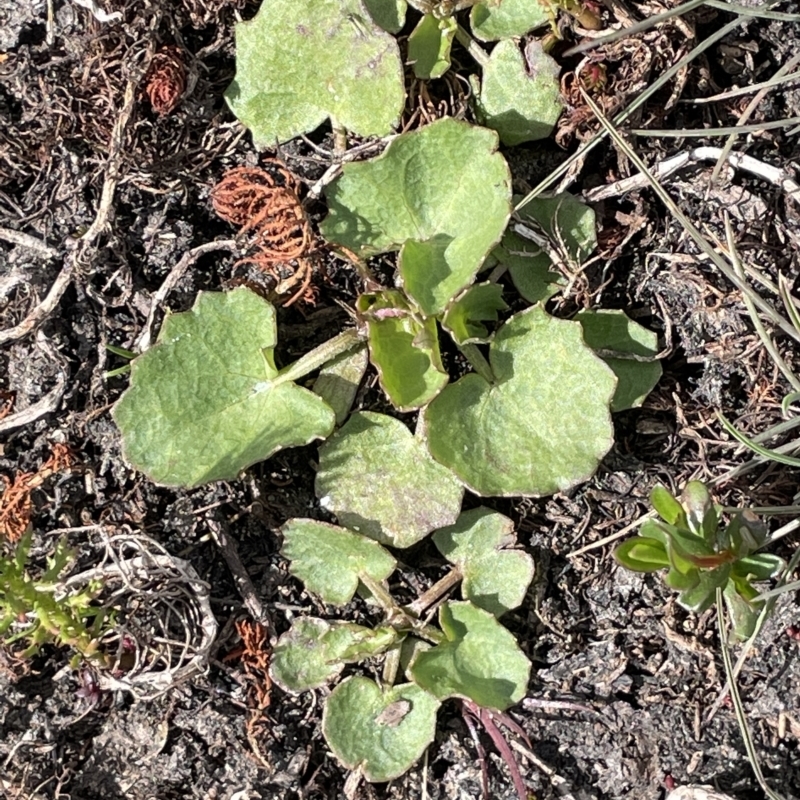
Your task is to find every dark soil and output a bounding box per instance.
[1,1,800,799]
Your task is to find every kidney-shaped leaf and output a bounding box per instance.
[441,283,508,346]
[470,0,553,41]
[409,601,531,710]
[271,618,397,693]
[575,310,662,412]
[113,288,335,487]
[476,39,563,145]
[317,412,464,547]
[423,305,616,497]
[225,0,404,146]
[281,519,397,606]
[516,192,597,266]
[323,676,440,782]
[489,231,564,304]
[321,118,511,316]
[433,507,534,616]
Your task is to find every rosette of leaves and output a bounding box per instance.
[615,482,784,640]
[270,510,534,782]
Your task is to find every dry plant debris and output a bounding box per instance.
[211,164,317,305]
[144,46,187,117]
[0,390,14,421]
[231,619,273,767]
[0,444,73,543]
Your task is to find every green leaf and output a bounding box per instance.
[614,538,670,572]
[271,618,397,693]
[281,519,396,606]
[409,601,531,710]
[679,481,716,540]
[723,581,760,642]
[113,288,335,487]
[313,346,369,427]
[316,412,464,547]
[423,305,616,497]
[489,231,564,304]
[677,566,730,613]
[476,39,563,145]
[364,0,406,31]
[321,118,512,316]
[732,553,784,582]
[649,485,685,526]
[470,0,553,41]
[408,13,456,79]
[441,283,508,345]
[575,310,662,412]
[225,0,404,146]
[516,193,597,266]
[323,677,440,782]
[433,508,533,616]
[359,291,448,411]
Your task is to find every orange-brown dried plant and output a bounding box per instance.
[145,46,186,117]
[0,445,73,543]
[211,163,316,305]
[231,619,272,766]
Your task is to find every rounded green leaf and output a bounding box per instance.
[225,0,404,146]
[470,0,553,41]
[409,601,531,710]
[423,305,616,497]
[516,192,597,265]
[271,618,397,693]
[476,39,563,145]
[364,0,406,32]
[281,519,397,606]
[313,346,369,427]
[360,292,448,410]
[113,288,335,487]
[490,230,564,304]
[321,118,512,316]
[575,310,662,412]
[441,283,508,345]
[408,13,456,80]
[433,508,534,616]
[316,412,464,547]
[323,677,440,783]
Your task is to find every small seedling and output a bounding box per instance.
[271,507,534,787]
[0,532,112,667]
[615,482,785,641]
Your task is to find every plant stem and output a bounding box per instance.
[454,24,489,68]
[407,566,462,617]
[382,643,402,686]
[459,343,495,384]
[359,572,399,614]
[330,116,348,156]
[275,328,365,386]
